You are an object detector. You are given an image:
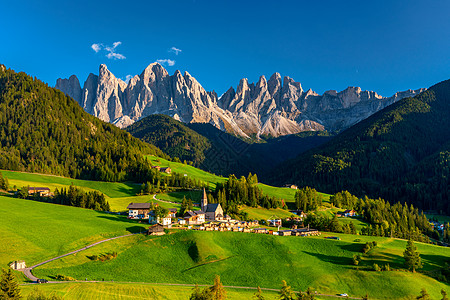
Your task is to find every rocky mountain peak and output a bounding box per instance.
[56,65,425,138]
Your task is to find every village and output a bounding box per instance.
[128,188,321,237]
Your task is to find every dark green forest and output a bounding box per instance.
[270,79,450,214]
[126,114,211,166]
[0,65,165,182]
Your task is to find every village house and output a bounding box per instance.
[183,210,205,225]
[127,203,151,219]
[253,228,268,234]
[168,208,177,218]
[28,187,51,197]
[337,209,357,217]
[283,184,298,189]
[151,166,161,171]
[289,210,307,220]
[291,227,320,237]
[268,218,282,227]
[149,210,172,226]
[9,260,26,270]
[201,188,224,221]
[278,230,292,236]
[160,167,172,174]
[148,224,165,236]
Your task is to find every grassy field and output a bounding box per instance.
[33,230,450,299]
[1,170,139,198]
[240,205,293,220]
[0,196,147,268]
[146,156,227,188]
[20,282,281,300]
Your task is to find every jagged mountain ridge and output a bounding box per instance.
[56,63,425,138]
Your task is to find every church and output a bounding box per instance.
[201,188,224,221]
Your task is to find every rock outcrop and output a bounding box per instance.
[56,63,425,138]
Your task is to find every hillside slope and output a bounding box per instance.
[127,114,331,177]
[126,114,212,166]
[0,65,164,181]
[269,79,450,213]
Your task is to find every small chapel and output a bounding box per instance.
[201,188,224,220]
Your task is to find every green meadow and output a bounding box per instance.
[20,282,281,300]
[33,230,450,299]
[0,196,147,268]
[146,155,227,188]
[1,170,139,198]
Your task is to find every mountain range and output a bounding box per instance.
[56,63,425,138]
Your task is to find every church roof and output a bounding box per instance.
[206,203,221,213]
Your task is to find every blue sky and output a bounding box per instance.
[2,0,450,96]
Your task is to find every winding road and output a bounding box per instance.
[20,233,139,282]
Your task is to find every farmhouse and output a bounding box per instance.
[337,209,357,217]
[284,184,298,189]
[160,167,172,174]
[253,228,268,234]
[168,208,177,218]
[291,227,320,237]
[278,230,292,236]
[151,166,161,171]
[289,210,307,220]
[183,211,205,225]
[9,260,26,270]
[28,187,51,197]
[127,203,151,219]
[201,188,224,221]
[148,224,165,236]
[149,210,172,226]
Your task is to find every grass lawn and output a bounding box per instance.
[146,155,227,188]
[20,282,281,300]
[1,170,139,198]
[0,196,147,269]
[34,230,450,299]
[240,205,293,220]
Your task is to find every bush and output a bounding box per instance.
[373,263,381,272]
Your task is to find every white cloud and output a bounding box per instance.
[169,47,182,55]
[107,52,126,60]
[91,41,126,60]
[124,75,133,84]
[157,59,176,66]
[91,43,102,53]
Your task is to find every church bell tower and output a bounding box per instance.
[201,188,208,212]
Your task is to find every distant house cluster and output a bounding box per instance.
[126,188,321,239]
[283,184,298,189]
[336,209,357,217]
[28,187,52,197]
[151,165,172,174]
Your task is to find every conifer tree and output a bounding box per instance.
[209,275,226,300]
[403,240,423,272]
[253,286,265,300]
[279,280,295,300]
[0,268,21,299]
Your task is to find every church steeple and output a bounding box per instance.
[201,188,208,212]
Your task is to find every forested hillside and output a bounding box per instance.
[0,65,164,181]
[126,114,212,165]
[270,79,450,213]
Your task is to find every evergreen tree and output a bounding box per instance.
[253,287,265,300]
[209,275,227,300]
[442,289,449,300]
[278,280,295,300]
[416,288,430,300]
[403,240,423,272]
[189,284,212,300]
[0,268,21,299]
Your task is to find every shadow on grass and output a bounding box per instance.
[338,243,365,252]
[302,251,352,267]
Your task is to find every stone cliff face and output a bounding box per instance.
[56,63,425,138]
